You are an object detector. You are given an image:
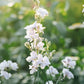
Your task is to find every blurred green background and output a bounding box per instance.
[0,0,84,84]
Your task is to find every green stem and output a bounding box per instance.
[34,73,37,84]
[56,73,62,84]
[38,71,39,84]
[0,77,2,84]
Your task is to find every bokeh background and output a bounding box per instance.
[0,0,84,84]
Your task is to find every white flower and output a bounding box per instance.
[46,66,59,77]
[62,68,74,79]
[24,21,37,30]
[68,23,84,30]
[26,56,32,62]
[36,7,48,19]
[0,71,11,80]
[8,61,18,71]
[37,42,44,50]
[29,65,38,74]
[0,60,9,71]
[40,56,50,69]
[25,28,39,42]
[62,57,76,69]
[0,60,18,80]
[24,22,45,42]
[31,38,44,51]
[0,60,18,71]
[36,23,45,33]
[37,54,43,64]
[24,21,45,33]
[24,22,38,41]
[46,80,53,84]
[26,51,38,62]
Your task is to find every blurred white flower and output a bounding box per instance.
[82,8,84,13]
[36,7,48,19]
[7,2,14,7]
[0,60,9,71]
[62,57,76,69]
[68,23,84,30]
[62,68,74,79]
[46,80,53,84]
[0,60,18,80]
[83,5,84,7]
[0,71,11,80]
[8,61,18,71]
[24,21,37,30]
[36,0,40,4]
[52,21,57,26]
[46,66,59,77]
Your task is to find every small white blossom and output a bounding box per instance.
[24,22,38,41]
[31,40,44,51]
[0,71,11,80]
[62,57,76,69]
[46,66,59,77]
[36,23,45,33]
[46,80,53,84]
[24,21,37,30]
[25,28,39,42]
[37,42,44,50]
[24,21,45,33]
[40,56,50,69]
[37,54,43,64]
[29,65,38,74]
[62,68,74,79]
[8,61,18,71]
[36,7,48,19]
[0,60,9,71]
[26,51,38,62]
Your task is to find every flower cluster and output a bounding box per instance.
[0,60,18,80]
[26,51,50,74]
[24,1,51,74]
[62,57,76,79]
[24,0,76,84]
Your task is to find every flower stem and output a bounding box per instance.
[56,73,63,84]
[38,71,39,84]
